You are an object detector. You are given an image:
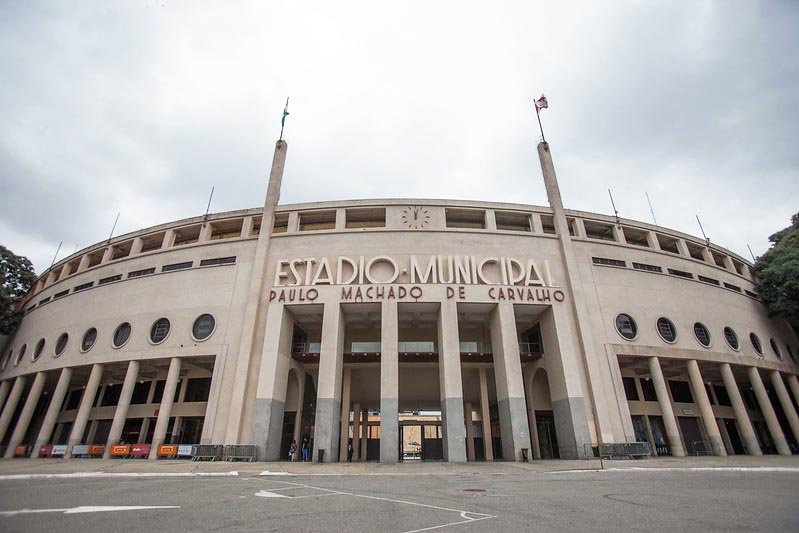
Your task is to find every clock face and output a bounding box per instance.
[401,206,430,229]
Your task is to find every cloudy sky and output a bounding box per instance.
[1,1,797,275]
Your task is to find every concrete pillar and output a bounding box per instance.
[149,358,182,459]
[138,378,158,444]
[31,368,73,458]
[769,371,799,446]
[647,357,685,457]
[100,246,113,264]
[4,372,47,458]
[312,302,345,463]
[380,300,399,463]
[351,401,360,461]
[686,360,726,456]
[361,408,368,460]
[292,369,305,446]
[643,415,658,456]
[787,375,799,409]
[747,366,790,456]
[170,377,188,444]
[66,364,104,458]
[478,367,493,461]
[199,222,213,242]
[720,363,762,455]
[103,361,140,457]
[0,380,11,414]
[489,302,532,461]
[524,370,542,460]
[437,299,467,462]
[130,237,143,256]
[338,369,352,462]
[465,402,475,461]
[161,229,174,249]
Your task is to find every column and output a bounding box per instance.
[478,367,493,461]
[170,377,188,444]
[747,366,790,456]
[31,368,73,458]
[148,358,182,459]
[465,402,475,461]
[489,302,532,461]
[437,299,467,462]
[686,360,726,456]
[292,369,305,446]
[524,370,542,460]
[361,408,368,460]
[787,374,799,409]
[770,371,799,445]
[66,364,104,458]
[138,378,158,444]
[4,372,47,458]
[0,376,27,443]
[0,379,11,412]
[338,369,352,462]
[647,357,685,457]
[103,361,140,458]
[312,302,345,463]
[720,363,762,455]
[351,402,360,461]
[380,299,399,463]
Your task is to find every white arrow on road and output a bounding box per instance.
[1,505,180,517]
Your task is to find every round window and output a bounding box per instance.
[150,318,170,344]
[656,317,677,343]
[723,327,739,350]
[693,322,711,348]
[750,333,763,356]
[192,314,216,341]
[113,322,132,348]
[82,328,98,352]
[32,339,46,361]
[55,333,69,356]
[14,344,27,366]
[615,313,637,340]
[770,338,782,359]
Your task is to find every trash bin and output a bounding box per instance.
[521,448,529,462]
[317,449,325,463]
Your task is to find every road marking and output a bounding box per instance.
[0,505,179,517]
[549,466,799,474]
[255,490,289,498]
[0,472,238,481]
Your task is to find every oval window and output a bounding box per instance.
[723,327,739,350]
[14,344,27,366]
[787,344,796,363]
[656,317,677,343]
[113,322,132,348]
[750,333,763,356]
[150,318,170,344]
[615,314,637,340]
[32,339,46,361]
[55,333,69,356]
[82,328,98,352]
[192,314,216,341]
[693,322,711,348]
[770,338,782,359]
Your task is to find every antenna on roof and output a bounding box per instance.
[107,212,120,244]
[608,189,621,227]
[50,241,63,268]
[645,192,658,226]
[696,214,710,246]
[746,244,757,263]
[203,186,215,224]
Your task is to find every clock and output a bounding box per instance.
[401,206,430,229]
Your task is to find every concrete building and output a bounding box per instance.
[1,139,798,463]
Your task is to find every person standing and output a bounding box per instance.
[289,440,298,462]
[301,438,309,462]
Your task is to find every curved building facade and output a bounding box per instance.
[1,140,798,463]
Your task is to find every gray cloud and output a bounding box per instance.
[1,1,797,274]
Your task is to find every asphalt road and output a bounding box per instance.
[1,469,797,531]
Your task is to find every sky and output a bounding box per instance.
[1,1,797,275]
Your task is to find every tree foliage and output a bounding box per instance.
[1,245,36,335]
[754,213,799,325]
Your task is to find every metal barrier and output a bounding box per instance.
[192,444,224,461]
[691,441,711,456]
[224,444,257,462]
[586,442,652,460]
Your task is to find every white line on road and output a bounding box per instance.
[0,505,180,517]
[254,490,289,498]
[549,466,799,474]
[0,471,239,481]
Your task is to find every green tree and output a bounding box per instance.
[754,213,799,326]
[1,245,36,335]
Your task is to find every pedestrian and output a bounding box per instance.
[301,438,309,462]
[289,440,298,462]
[347,441,354,462]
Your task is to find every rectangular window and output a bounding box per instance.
[540,214,556,235]
[162,261,193,272]
[583,220,615,241]
[86,250,104,268]
[200,256,236,267]
[345,208,386,229]
[495,211,531,232]
[173,225,202,246]
[623,227,651,248]
[209,218,244,240]
[667,268,694,279]
[251,216,262,237]
[669,380,694,403]
[65,389,82,410]
[54,289,69,299]
[710,250,727,268]
[685,242,706,261]
[632,262,663,273]
[656,234,681,254]
[184,377,212,402]
[74,281,94,292]
[39,297,51,306]
[623,377,640,401]
[705,384,716,405]
[713,385,732,407]
[140,233,165,253]
[640,378,658,402]
[744,290,759,299]
[152,380,166,403]
[101,384,122,407]
[592,257,626,267]
[99,274,122,285]
[128,267,155,278]
[111,241,133,260]
[698,275,720,285]
[723,282,742,292]
[26,305,35,314]
[566,217,577,237]
[130,381,151,404]
[445,208,485,229]
[272,213,288,233]
[731,260,745,276]
[299,210,336,231]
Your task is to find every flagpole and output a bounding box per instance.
[535,106,546,144]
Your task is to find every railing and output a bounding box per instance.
[292,341,321,354]
[691,440,711,456]
[585,442,652,459]
[519,341,543,354]
[398,341,437,353]
[459,341,491,354]
[350,341,381,353]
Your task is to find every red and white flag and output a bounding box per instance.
[535,94,548,111]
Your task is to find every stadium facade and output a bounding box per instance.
[1,139,797,463]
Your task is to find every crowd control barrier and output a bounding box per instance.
[109,444,131,457]
[157,444,179,458]
[129,444,150,458]
[224,445,257,462]
[191,444,224,461]
[587,442,652,459]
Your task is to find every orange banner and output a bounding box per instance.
[88,444,105,455]
[110,444,131,456]
[157,444,178,457]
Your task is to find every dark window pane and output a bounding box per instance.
[714,385,732,407]
[131,381,151,404]
[184,377,212,402]
[623,377,639,401]
[152,380,166,403]
[640,378,658,402]
[101,384,122,407]
[669,380,694,403]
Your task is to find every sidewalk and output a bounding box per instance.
[1,455,798,478]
